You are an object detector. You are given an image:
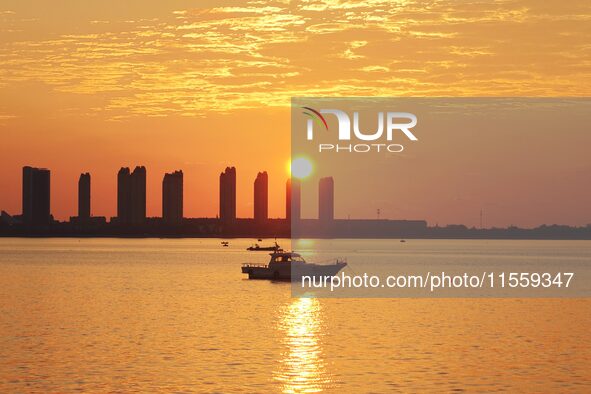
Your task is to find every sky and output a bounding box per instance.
[293,98,591,227]
[0,0,590,226]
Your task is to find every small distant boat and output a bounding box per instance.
[247,241,280,252]
[221,241,229,247]
[257,238,262,242]
[400,239,406,243]
[242,251,347,280]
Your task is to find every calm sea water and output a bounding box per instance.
[0,238,589,392]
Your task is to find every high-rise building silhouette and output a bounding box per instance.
[286,178,301,221]
[117,167,131,223]
[318,177,334,221]
[163,170,183,225]
[22,166,51,225]
[254,171,268,221]
[219,167,236,221]
[117,166,146,225]
[78,173,90,219]
[130,166,146,225]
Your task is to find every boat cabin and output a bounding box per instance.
[269,252,306,264]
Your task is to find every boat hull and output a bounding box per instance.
[242,262,347,280]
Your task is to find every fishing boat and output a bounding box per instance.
[242,251,347,280]
[246,241,280,251]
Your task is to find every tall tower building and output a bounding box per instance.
[163,170,183,225]
[318,177,334,221]
[130,166,146,225]
[117,166,146,225]
[22,166,51,225]
[254,171,268,221]
[286,178,301,221]
[78,173,91,219]
[117,167,131,224]
[219,167,236,221]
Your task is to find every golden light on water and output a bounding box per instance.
[275,297,329,393]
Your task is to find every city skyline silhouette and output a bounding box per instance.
[2,165,590,239]
[4,165,317,222]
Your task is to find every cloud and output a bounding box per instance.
[0,0,589,119]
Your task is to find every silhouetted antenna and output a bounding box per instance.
[377,208,381,220]
[480,209,483,229]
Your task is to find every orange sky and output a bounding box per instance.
[0,1,590,225]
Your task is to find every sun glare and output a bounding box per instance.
[290,158,313,179]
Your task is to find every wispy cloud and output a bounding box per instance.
[0,0,589,119]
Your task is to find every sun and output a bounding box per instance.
[288,157,313,179]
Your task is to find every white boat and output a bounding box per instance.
[241,251,347,280]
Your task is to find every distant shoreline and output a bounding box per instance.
[2,235,591,240]
[2,218,590,240]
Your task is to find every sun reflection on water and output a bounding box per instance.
[274,297,330,393]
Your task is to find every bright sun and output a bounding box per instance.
[289,157,313,179]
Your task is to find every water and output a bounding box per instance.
[0,238,589,392]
